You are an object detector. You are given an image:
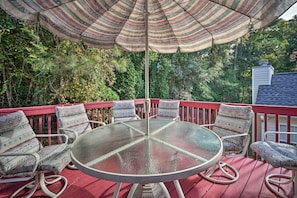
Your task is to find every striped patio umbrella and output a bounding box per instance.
[1,0,296,133]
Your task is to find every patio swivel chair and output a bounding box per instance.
[56,103,106,169]
[112,100,141,123]
[0,110,71,197]
[56,103,106,143]
[151,100,180,120]
[250,131,297,198]
[200,103,253,184]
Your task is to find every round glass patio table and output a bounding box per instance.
[70,119,223,198]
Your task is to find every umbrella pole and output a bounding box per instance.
[144,0,150,136]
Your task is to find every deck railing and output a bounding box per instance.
[1,98,297,158]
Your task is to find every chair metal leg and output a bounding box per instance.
[265,170,297,198]
[10,177,38,198]
[113,182,122,198]
[127,183,138,198]
[10,173,68,198]
[200,161,239,184]
[174,180,185,198]
[127,183,171,198]
[40,173,68,197]
[158,182,171,198]
[294,170,297,198]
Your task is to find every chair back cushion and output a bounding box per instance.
[0,111,37,153]
[113,100,138,122]
[157,100,180,120]
[0,111,40,176]
[56,104,92,139]
[213,104,253,147]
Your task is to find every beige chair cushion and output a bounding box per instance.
[0,111,36,153]
[0,110,70,178]
[157,100,180,120]
[113,100,139,122]
[212,104,253,152]
[56,104,92,140]
[0,138,40,176]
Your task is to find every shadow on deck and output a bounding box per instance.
[0,157,293,198]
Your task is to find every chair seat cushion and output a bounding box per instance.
[0,138,40,176]
[223,140,243,153]
[39,144,71,174]
[250,141,297,168]
[1,143,70,177]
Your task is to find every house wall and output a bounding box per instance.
[252,62,274,104]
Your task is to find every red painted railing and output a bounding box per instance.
[1,99,297,158]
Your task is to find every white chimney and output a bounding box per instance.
[252,60,274,104]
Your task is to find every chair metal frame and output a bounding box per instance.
[56,104,105,169]
[251,131,297,198]
[0,111,70,197]
[56,104,106,142]
[200,104,253,184]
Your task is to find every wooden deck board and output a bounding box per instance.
[241,161,274,198]
[0,157,294,198]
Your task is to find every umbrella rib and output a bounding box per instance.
[171,0,214,45]
[113,0,140,47]
[208,0,256,19]
[207,0,281,28]
[207,0,253,31]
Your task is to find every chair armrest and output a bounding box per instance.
[89,120,106,126]
[0,152,40,175]
[221,133,249,141]
[200,123,215,127]
[173,116,180,121]
[57,127,79,141]
[149,114,157,119]
[36,133,69,144]
[149,115,179,120]
[264,131,297,142]
[221,133,250,158]
[57,121,105,141]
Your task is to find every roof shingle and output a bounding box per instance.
[256,72,297,107]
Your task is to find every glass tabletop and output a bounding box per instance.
[71,119,222,183]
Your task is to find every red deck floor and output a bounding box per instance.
[0,157,294,198]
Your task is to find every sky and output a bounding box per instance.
[279,3,297,20]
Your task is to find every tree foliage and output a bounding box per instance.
[1,8,297,107]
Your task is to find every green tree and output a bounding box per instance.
[30,41,126,104]
[0,11,48,107]
[113,58,137,99]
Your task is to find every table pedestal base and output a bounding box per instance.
[128,183,170,198]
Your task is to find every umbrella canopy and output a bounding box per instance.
[1,0,296,53]
[1,0,296,134]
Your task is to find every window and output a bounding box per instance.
[279,124,297,144]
